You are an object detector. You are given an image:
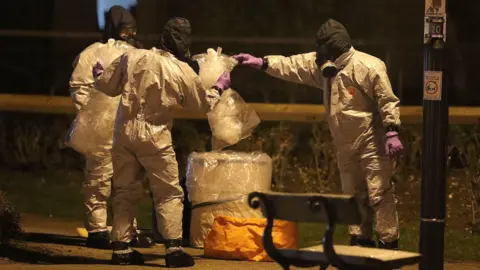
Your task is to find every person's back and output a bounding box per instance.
[104,47,216,149]
[118,48,184,125]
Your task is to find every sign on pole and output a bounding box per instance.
[425,0,446,16]
[424,71,443,101]
[424,0,447,44]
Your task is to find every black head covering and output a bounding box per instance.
[315,19,352,61]
[157,17,192,61]
[102,5,137,42]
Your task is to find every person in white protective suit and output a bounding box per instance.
[93,17,231,267]
[69,5,153,249]
[149,17,205,246]
[233,19,404,250]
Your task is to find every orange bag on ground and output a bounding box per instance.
[204,215,298,262]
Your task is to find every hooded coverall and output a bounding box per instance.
[263,37,401,243]
[69,6,140,234]
[95,48,220,243]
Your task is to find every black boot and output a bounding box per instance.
[165,239,195,268]
[86,231,110,249]
[111,241,145,265]
[131,233,155,248]
[378,239,399,250]
[350,235,376,248]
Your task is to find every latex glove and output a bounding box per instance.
[92,60,105,79]
[385,131,404,156]
[233,53,264,69]
[213,72,231,92]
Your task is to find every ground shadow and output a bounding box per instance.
[142,253,206,268]
[19,232,87,248]
[143,254,205,260]
[0,244,109,265]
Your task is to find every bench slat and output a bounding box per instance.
[302,245,421,262]
[251,192,363,225]
[277,246,421,269]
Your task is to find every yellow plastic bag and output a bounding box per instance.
[204,215,298,262]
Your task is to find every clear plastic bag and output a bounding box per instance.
[65,39,133,157]
[186,151,272,204]
[207,89,260,150]
[193,48,261,150]
[66,92,120,157]
[192,47,238,88]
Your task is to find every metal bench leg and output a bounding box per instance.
[249,193,293,270]
[314,198,348,270]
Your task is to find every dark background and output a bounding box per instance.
[0,2,479,260]
[0,0,478,105]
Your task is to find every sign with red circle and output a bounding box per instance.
[424,71,442,101]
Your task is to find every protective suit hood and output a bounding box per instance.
[315,19,352,61]
[158,17,192,62]
[102,5,136,42]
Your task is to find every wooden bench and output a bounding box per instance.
[248,192,421,270]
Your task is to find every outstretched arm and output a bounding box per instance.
[233,52,322,88]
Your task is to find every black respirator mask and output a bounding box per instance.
[315,45,339,78]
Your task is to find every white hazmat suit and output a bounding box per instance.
[69,39,140,235]
[95,48,221,244]
[262,45,401,244]
[232,19,404,246]
[264,47,401,243]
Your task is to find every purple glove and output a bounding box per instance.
[92,60,105,79]
[385,131,404,156]
[213,72,231,92]
[233,53,264,69]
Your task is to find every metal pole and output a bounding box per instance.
[420,1,448,269]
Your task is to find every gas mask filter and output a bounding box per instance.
[320,60,338,78]
[119,25,137,44]
[316,44,338,78]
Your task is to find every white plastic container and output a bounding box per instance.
[186,151,272,248]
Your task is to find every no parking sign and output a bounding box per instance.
[423,71,442,100]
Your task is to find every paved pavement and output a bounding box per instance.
[0,214,478,270]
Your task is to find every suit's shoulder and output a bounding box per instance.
[353,51,386,72]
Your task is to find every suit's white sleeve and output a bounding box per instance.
[173,63,220,112]
[264,52,323,89]
[369,61,401,128]
[69,45,99,110]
